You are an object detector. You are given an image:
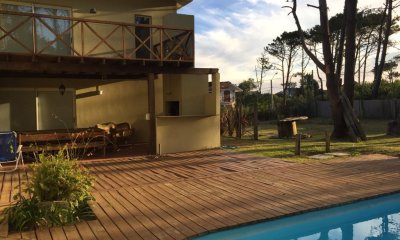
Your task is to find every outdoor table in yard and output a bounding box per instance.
[277,116,308,138]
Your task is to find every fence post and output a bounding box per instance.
[295,134,301,155]
[325,131,331,153]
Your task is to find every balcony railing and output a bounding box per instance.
[0,10,194,62]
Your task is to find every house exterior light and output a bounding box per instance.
[59,84,66,96]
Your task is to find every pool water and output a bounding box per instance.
[193,193,400,240]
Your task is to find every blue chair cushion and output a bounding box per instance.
[0,132,17,163]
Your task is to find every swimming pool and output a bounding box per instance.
[193,193,400,240]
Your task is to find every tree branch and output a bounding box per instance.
[288,0,326,71]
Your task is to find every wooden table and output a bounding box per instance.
[277,116,308,138]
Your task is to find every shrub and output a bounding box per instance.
[2,151,95,232]
[30,151,93,206]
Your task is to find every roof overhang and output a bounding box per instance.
[176,0,193,9]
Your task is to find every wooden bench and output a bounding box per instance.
[18,128,107,157]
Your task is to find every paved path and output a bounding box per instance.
[1,150,400,239]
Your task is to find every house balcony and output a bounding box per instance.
[0,10,196,79]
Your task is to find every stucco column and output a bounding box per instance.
[212,72,220,115]
[147,73,156,155]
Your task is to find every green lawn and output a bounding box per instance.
[221,119,400,162]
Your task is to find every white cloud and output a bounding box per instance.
[181,0,397,92]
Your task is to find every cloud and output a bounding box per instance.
[180,0,396,91]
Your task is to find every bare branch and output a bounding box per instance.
[289,0,326,71]
[307,4,320,9]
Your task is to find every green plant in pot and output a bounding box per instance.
[2,150,95,232]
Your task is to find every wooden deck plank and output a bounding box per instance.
[142,185,207,234]
[96,191,143,240]
[35,228,52,240]
[62,225,82,240]
[133,187,197,237]
[160,182,241,228]
[74,221,97,240]
[111,190,167,240]
[100,191,156,240]
[90,193,128,240]
[49,227,67,240]
[117,188,174,240]
[1,151,400,240]
[123,187,185,240]
[85,220,112,240]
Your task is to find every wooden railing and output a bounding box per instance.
[0,10,194,62]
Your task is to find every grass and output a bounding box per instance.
[221,118,400,162]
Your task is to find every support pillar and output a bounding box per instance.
[211,73,220,115]
[147,73,156,155]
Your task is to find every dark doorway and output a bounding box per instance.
[135,15,151,59]
[166,101,179,116]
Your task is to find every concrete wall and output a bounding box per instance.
[156,116,220,154]
[181,74,208,115]
[0,90,36,131]
[163,13,194,30]
[163,74,210,116]
[156,73,220,154]
[0,89,74,131]
[76,77,163,142]
[317,100,400,119]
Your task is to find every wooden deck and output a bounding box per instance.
[1,149,400,240]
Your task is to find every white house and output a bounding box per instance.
[219,81,242,106]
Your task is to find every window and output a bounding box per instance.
[224,90,231,102]
[0,2,71,55]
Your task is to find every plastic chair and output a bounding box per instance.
[0,131,24,172]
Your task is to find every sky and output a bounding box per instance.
[179,0,397,93]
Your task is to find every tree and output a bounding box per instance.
[381,55,400,83]
[237,78,257,96]
[372,0,398,98]
[236,78,257,139]
[255,51,273,93]
[355,9,384,86]
[287,0,358,138]
[253,53,273,140]
[343,0,358,106]
[265,31,301,112]
[300,73,319,97]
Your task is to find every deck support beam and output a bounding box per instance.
[147,73,156,155]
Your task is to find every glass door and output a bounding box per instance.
[34,5,72,55]
[0,2,33,52]
[0,2,72,55]
[135,15,151,59]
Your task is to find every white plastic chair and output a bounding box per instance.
[0,132,24,172]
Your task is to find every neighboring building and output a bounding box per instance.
[276,87,300,97]
[216,81,242,106]
[0,0,220,154]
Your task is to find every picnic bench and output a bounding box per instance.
[277,116,308,138]
[18,128,107,157]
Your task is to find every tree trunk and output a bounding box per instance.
[253,102,258,140]
[343,0,358,106]
[372,0,391,98]
[319,0,347,138]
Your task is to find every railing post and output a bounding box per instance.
[191,30,194,62]
[160,29,163,61]
[32,16,36,54]
[81,21,84,56]
[122,25,126,59]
